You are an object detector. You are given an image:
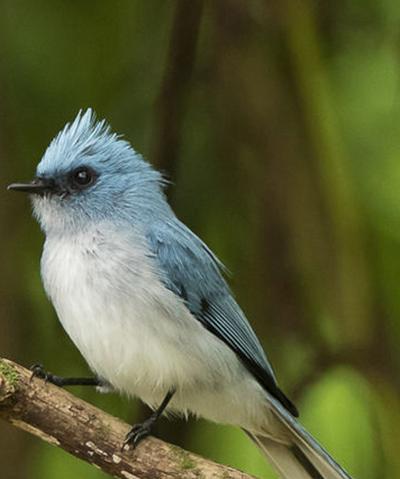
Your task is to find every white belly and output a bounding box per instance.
[41,228,270,433]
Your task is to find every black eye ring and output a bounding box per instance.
[70,167,97,190]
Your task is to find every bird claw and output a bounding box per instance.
[29,363,49,383]
[29,364,61,386]
[122,419,154,451]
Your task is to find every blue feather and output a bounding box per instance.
[146,218,298,416]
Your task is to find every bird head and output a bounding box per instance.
[8,109,168,234]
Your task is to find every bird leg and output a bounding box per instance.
[123,390,175,449]
[30,363,101,387]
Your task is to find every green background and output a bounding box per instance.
[0,1,399,478]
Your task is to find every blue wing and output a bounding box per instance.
[146,219,298,417]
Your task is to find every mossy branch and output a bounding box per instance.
[0,358,254,479]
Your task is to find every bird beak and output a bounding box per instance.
[7,177,55,194]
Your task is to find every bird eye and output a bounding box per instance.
[70,167,96,189]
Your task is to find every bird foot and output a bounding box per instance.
[122,416,156,450]
[29,364,62,387]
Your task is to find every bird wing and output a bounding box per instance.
[146,219,298,416]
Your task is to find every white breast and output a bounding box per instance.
[43,229,235,388]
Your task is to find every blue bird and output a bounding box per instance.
[8,110,352,479]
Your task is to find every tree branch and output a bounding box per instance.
[0,358,254,479]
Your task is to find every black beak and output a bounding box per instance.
[7,177,55,194]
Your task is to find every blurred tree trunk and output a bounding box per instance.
[152,0,204,188]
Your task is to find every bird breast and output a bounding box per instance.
[39,226,246,409]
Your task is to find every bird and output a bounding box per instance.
[8,109,352,479]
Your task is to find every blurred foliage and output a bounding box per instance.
[0,0,399,478]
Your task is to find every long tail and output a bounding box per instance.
[245,401,352,479]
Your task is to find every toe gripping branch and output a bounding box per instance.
[123,389,175,449]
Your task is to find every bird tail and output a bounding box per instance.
[244,402,352,479]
